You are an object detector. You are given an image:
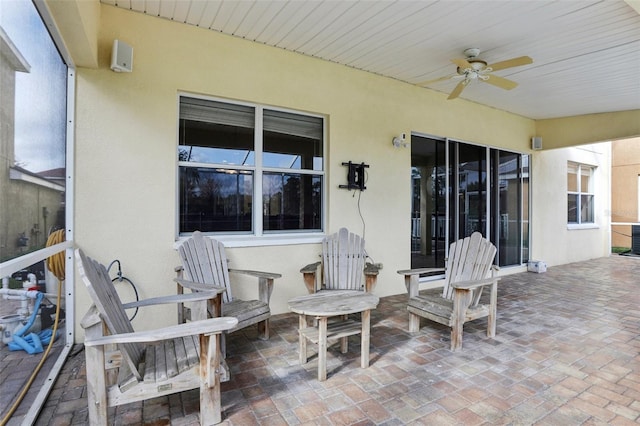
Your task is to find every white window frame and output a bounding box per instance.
[176,94,326,247]
[567,162,596,227]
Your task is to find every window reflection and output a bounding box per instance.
[263,173,322,231]
[179,168,253,233]
[263,110,323,171]
[0,2,67,261]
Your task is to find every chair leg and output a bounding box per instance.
[85,345,108,426]
[408,312,421,332]
[257,319,270,340]
[361,309,371,368]
[451,289,472,351]
[318,317,328,381]
[299,315,308,365]
[200,333,222,425]
[487,282,498,338]
[340,314,348,353]
[450,318,464,351]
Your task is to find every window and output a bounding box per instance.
[567,162,595,224]
[178,97,324,236]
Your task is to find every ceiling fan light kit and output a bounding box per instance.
[420,48,533,100]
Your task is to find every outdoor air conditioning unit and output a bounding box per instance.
[632,225,640,254]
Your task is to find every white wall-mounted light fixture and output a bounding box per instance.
[111,39,133,72]
[392,133,408,148]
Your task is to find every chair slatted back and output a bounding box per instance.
[178,231,233,303]
[322,228,367,291]
[443,232,497,302]
[75,249,144,380]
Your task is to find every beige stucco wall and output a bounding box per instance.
[36,3,611,339]
[44,0,100,68]
[535,110,640,150]
[530,143,611,266]
[611,137,640,248]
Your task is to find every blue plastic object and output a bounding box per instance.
[7,292,58,353]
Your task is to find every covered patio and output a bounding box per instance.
[19,254,639,425]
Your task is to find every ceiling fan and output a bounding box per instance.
[418,48,533,100]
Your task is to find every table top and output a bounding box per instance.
[288,290,379,316]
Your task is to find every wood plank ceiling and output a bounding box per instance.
[103,0,640,120]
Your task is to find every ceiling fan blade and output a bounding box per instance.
[487,56,533,72]
[482,74,518,90]
[451,58,472,69]
[447,80,468,100]
[415,75,455,86]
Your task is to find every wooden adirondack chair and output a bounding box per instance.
[300,227,379,294]
[297,227,380,364]
[175,231,281,342]
[397,232,500,351]
[76,248,237,426]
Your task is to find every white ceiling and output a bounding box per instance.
[103,0,640,120]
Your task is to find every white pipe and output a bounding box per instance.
[0,288,41,298]
[0,288,40,318]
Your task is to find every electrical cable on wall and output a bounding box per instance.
[340,161,375,263]
[107,260,140,321]
[354,168,369,240]
[340,161,370,238]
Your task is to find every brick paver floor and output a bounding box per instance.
[9,255,640,425]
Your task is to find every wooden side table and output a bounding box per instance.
[288,290,379,381]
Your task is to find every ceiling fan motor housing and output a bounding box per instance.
[456,59,488,79]
[464,47,481,58]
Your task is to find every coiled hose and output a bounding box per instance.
[0,229,65,426]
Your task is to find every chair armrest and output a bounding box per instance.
[397,268,446,298]
[451,277,500,290]
[363,262,380,292]
[121,290,224,310]
[300,262,321,293]
[80,305,101,329]
[174,277,225,293]
[300,262,321,274]
[396,268,445,276]
[228,268,280,305]
[228,268,282,280]
[364,262,380,276]
[84,317,238,347]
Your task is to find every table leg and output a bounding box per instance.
[318,316,328,381]
[361,309,371,368]
[299,314,307,365]
[340,314,348,353]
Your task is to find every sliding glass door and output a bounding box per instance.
[411,138,447,268]
[411,135,529,269]
[491,150,530,266]
[456,143,487,240]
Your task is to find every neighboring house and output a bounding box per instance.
[611,137,640,249]
[0,28,65,261]
[0,1,637,343]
